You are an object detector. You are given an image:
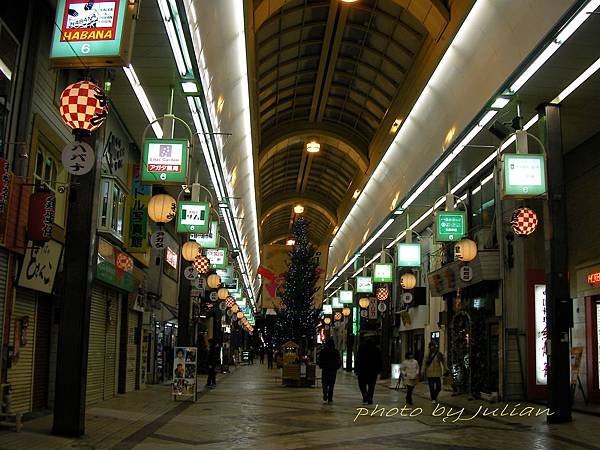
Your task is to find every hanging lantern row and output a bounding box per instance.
[207,273,221,289]
[375,286,389,301]
[59,80,108,133]
[324,317,332,325]
[231,304,239,313]
[182,241,201,262]
[511,207,538,236]
[359,297,370,309]
[193,255,211,274]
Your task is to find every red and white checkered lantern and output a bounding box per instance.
[376,286,389,301]
[511,207,538,236]
[193,255,210,274]
[59,81,108,133]
[334,312,342,321]
[225,296,235,308]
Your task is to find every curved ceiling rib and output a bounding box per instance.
[248,0,441,247]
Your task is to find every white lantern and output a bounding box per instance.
[182,241,201,262]
[359,297,370,309]
[400,273,417,290]
[148,194,176,223]
[342,307,351,317]
[218,287,229,300]
[455,238,478,262]
[207,273,221,289]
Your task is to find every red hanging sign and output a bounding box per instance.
[27,192,56,242]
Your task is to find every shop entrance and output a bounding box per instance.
[585,296,600,402]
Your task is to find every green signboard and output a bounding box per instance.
[353,307,359,334]
[332,296,343,309]
[356,276,373,293]
[191,221,219,248]
[339,290,353,304]
[96,238,135,292]
[176,201,210,234]
[50,0,134,67]
[435,211,467,242]
[397,243,421,267]
[206,248,228,269]
[503,154,547,197]
[373,263,393,283]
[142,139,189,184]
[323,304,333,315]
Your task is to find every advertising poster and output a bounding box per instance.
[173,346,197,400]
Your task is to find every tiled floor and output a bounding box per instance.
[0,364,599,449]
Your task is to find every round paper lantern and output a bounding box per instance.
[334,312,342,321]
[27,191,56,242]
[236,311,244,319]
[193,255,211,274]
[342,307,351,317]
[323,317,332,325]
[400,273,417,290]
[455,238,478,262]
[59,81,109,133]
[148,194,177,223]
[231,304,239,313]
[225,296,235,308]
[376,287,389,301]
[182,241,201,261]
[359,297,370,309]
[218,287,229,300]
[207,273,221,289]
[511,207,538,236]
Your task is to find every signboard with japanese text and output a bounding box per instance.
[126,163,150,252]
[368,298,377,319]
[142,139,189,184]
[222,278,238,292]
[216,265,234,282]
[332,296,343,309]
[373,263,393,283]
[503,154,547,198]
[176,201,209,234]
[206,248,228,269]
[96,237,134,292]
[165,247,178,270]
[356,276,373,293]
[62,142,95,175]
[339,290,353,304]
[50,0,136,67]
[322,304,333,315]
[190,221,219,248]
[435,211,466,242]
[17,240,63,294]
[534,284,548,385]
[398,243,421,267]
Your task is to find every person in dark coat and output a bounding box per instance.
[355,338,382,404]
[318,339,342,403]
[267,348,274,369]
[206,339,220,388]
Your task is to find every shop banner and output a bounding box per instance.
[17,240,63,294]
[97,237,135,292]
[142,139,189,184]
[173,346,197,400]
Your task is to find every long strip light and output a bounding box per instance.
[509,0,599,93]
[123,65,163,138]
[327,0,598,287]
[0,58,11,81]
[359,218,395,254]
[157,0,193,77]
[351,252,382,279]
[551,57,600,104]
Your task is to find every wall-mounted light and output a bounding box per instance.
[286,238,296,246]
[390,118,402,134]
[293,204,304,214]
[306,140,320,153]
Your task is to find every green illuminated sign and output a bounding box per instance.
[191,221,219,248]
[353,306,359,334]
[373,263,393,283]
[176,201,209,234]
[323,304,333,315]
[435,211,466,242]
[332,297,343,309]
[142,139,189,184]
[206,248,228,269]
[339,290,353,304]
[50,0,133,67]
[398,243,421,267]
[356,276,373,293]
[503,154,547,197]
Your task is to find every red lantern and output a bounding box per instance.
[511,207,538,236]
[28,191,56,242]
[334,312,342,321]
[59,81,108,133]
[193,255,210,274]
[376,286,389,301]
[225,296,235,308]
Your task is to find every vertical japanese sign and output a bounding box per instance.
[50,0,135,67]
[17,240,64,294]
[534,284,548,385]
[127,163,150,252]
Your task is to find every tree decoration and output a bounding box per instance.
[511,207,538,236]
[274,217,320,351]
[376,286,389,301]
[59,81,108,133]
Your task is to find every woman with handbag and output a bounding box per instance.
[400,352,419,405]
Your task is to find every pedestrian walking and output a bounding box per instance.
[317,339,342,404]
[355,338,382,405]
[267,348,274,369]
[400,352,419,405]
[422,342,447,403]
[259,347,265,364]
[249,347,255,365]
[206,339,220,388]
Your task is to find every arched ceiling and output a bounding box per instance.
[246,0,450,246]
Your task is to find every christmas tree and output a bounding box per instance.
[274,217,320,354]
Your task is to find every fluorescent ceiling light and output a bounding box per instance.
[181,81,198,93]
[0,58,11,81]
[359,218,395,254]
[491,97,510,109]
[509,0,598,93]
[157,0,193,76]
[551,57,600,104]
[123,65,163,138]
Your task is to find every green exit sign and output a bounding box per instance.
[435,211,467,242]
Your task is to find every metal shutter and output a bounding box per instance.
[0,249,8,341]
[86,286,106,405]
[126,311,139,392]
[103,290,119,400]
[7,289,37,414]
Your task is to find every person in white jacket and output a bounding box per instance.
[400,352,420,405]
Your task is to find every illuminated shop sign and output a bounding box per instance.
[176,202,209,234]
[165,247,178,269]
[397,243,421,267]
[142,139,189,184]
[588,272,600,286]
[373,263,393,283]
[356,276,373,293]
[332,296,343,309]
[339,290,353,304]
[206,248,228,269]
[435,211,466,242]
[191,221,219,248]
[534,284,548,386]
[503,154,547,198]
[322,304,333,315]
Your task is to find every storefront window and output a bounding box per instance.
[0,21,19,157]
[470,173,495,231]
[98,176,128,241]
[33,145,68,229]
